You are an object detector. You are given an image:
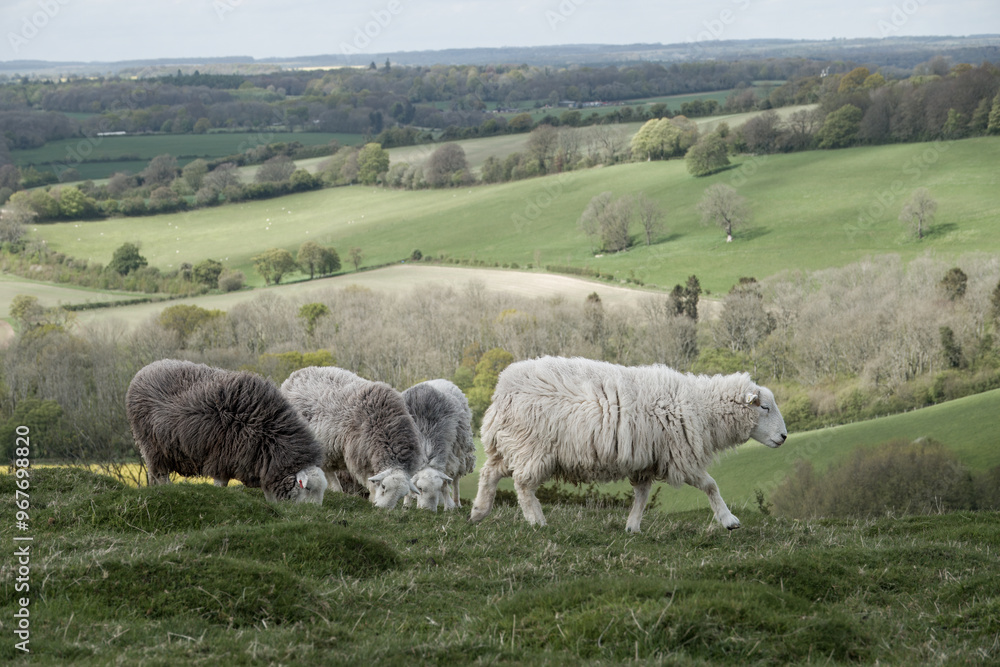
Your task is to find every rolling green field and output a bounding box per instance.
[32,135,1000,294]
[10,131,362,180]
[2,467,996,664]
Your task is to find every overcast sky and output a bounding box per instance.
[3,0,999,63]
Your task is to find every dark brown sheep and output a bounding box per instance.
[126,359,327,503]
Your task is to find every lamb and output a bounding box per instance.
[469,356,787,532]
[126,359,327,503]
[402,379,477,511]
[281,366,421,509]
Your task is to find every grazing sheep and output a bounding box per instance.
[402,379,477,511]
[281,366,421,509]
[469,356,787,532]
[126,359,327,503]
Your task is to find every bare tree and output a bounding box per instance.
[526,124,559,172]
[349,247,364,271]
[254,155,295,184]
[424,143,470,187]
[899,187,937,240]
[632,192,666,246]
[0,201,34,244]
[697,183,751,242]
[578,192,633,253]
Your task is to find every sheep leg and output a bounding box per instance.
[448,477,461,509]
[687,471,740,530]
[469,457,505,523]
[626,478,653,533]
[324,470,344,493]
[513,471,547,527]
[213,478,229,487]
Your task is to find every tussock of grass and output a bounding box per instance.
[191,521,399,579]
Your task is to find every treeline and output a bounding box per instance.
[4,252,1000,461]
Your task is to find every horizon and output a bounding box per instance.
[3,0,998,65]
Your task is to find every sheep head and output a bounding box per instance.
[267,465,328,503]
[368,468,420,509]
[746,386,788,448]
[409,467,454,512]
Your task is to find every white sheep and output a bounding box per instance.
[469,356,787,532]
[402,379,477,511]
[281,366,421,509]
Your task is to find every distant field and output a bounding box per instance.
[31,135,1000,295]
[0,272,159,320]
[64,264,669,329]
[388,105,814,172]
[11,131,363,180]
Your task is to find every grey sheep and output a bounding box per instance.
[402,379,477,511]
[126,359,327,503]
[281,366,421,509]
[470,356,787,532]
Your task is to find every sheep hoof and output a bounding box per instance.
[726,522,741,531]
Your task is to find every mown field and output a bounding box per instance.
[2,466,997,664]
[31,135,1000,294]
[11,131,362,181]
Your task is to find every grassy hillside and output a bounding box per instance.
[1,467,996,664]
[32,136,1000,294]
[466,386,1000,519]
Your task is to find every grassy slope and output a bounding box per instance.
[33,135,1000,293]
[1,467,996,664]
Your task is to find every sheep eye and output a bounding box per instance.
[762,405,770,412]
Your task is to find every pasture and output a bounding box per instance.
[31,135,1000,294]
[10,131,361,181]
[1,466,996,664]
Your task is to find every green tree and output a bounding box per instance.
[816,104,863,149]
[9,294,46,331]
[697,183,751,242]
[357,143,389,185]
[252,248,297,285]
[320,247,341,276]
[466,347,514,425]
[987,93,1000,134]
[192,259,224,287]
[298,303,331,336]
[159,304,223,347]
[837,66,870,93]
[182,159,209,190]
[899,188,937,240]
[108,242,147,275]
[297,241,326,279]
[59,188,97,220]
[686,131,730,176]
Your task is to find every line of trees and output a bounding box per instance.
[5,251,1000,461]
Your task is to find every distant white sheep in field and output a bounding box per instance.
[126,359,328,503]
[281,366,421,509]
[402,379,477,511]
[469,356,787,532]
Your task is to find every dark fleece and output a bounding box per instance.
[126,359,322,499]
[402,383,460,471]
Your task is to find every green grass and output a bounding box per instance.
[2,466,996,664]
[0,273,159,321]
[11,131,362,180]
[32,135,1000,293]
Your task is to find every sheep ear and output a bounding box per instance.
[745,392,760,406]
[369,470,389,484]
[408,479,421,495]
[296,470,309,489]
[441,474,453,483]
